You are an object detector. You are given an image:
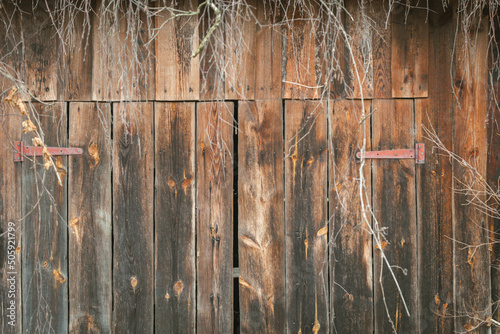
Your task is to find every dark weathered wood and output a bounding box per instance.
[282,1,322,99]
[391,5,429,98]
[285,100,328,333]
[68,102,112,333]
[199,7,225,100]
[371,0,391,99]
[155,1,200,101]
[488,32,500,326]
[344,0,373,99]
[22,102,68,333]
[238,100,285,333]
[225,1,256,100]
[373,99,418,333]
[452,11,491,332]
[0,104,22,334]
[21,2,59,100]
[196,102,233,333]
[155,102,196,333]
[92,2,155,101]
[113,102,154,332]
[255,2,282,99]
[415,4,454,332]
[61,4,95,101]
[329,100,372,333]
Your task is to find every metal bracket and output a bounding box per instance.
[13,141,83,162]
[356,143,425,164]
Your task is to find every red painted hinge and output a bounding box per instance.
[356,143,425,164]
[13,141,83,162]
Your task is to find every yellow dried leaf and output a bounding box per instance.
[375,241,388,250]
[463,323,474,331]
[3,86,17,103]
[44,160,53,170]
[33,137,44,147]
[22,119,37,133]
[16,99,26,115]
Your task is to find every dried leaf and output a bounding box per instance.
[33,137,44,147]
[3,86,17,103]
[22,119,37,133]
[44,160,53,170]
[16,99,26,115]
[463,323,474,331]
[375,241,388,250]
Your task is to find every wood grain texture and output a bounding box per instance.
[452,11,491,332]
[113,102,154,333]
[415,4,454,333]
[488,32,500,326]
[254,2,282,99]
[92,2,155,101]
[199,8,225,100]
[61,4,95,101]
[155,1,199,101]
[285,100,328,333]
[373,99,418,333]
[329,100,372,333]
[391,5,429,98]
[238,100,285,333]
[371,0,391,99]
[22,3,59,101]
[282,1,322,99]
[344,0,373,99]
[0,3,23,94]
[0,104,22,334]
[22,102,68,333]
[155,102,196,333]
[224,1,256,100]
[196,102,234,333]
[68,102,112,333]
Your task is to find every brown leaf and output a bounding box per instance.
[33,137,44,147]
[375,241,388,250]
[463,323,474,331]
[22,119,37,133]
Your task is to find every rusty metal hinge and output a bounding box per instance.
[13,141,83,162]
[356,143,425,164]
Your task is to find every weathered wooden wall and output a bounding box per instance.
[0,1,497,333]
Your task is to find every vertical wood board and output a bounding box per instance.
[112,102,154,333]
[285,100,328,333]
[154,102,196,333]
[68,102,112,333]
[238,100,285,333]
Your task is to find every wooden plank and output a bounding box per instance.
[68,102,112,332]
[0,102,22,334]
[224,2,256,100]
[238,100,285,333]
[254,2,282,99]
[0,3,23,94]
[329,100,372,333]
[21,3,59,100]
[285,100,328,333]
[113,102,154,332]
[452,11,491,332]
[371,0,392,99]
[488,30,500,326]
[415,4,454,332]
[155,1,200,101]
[92,2,155,101]
[196,102,233,333]
[372,99,418,333]
[391,5,429,98]
[344,0,374,99]
[22,102,68,333]
[61,5,94,101]
[199,7,225,100]
[282,1,322,99]
[155,102,196,333]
